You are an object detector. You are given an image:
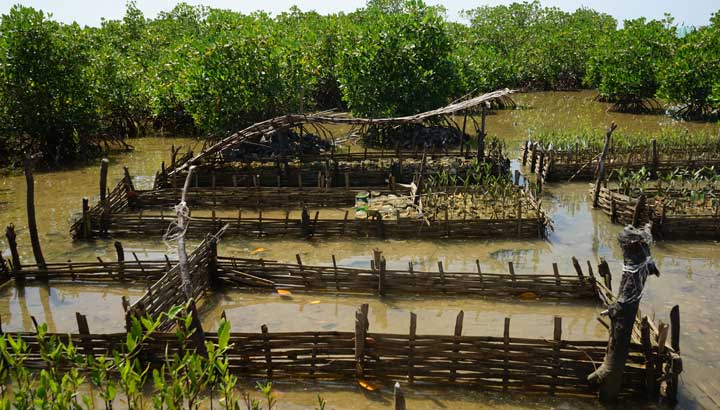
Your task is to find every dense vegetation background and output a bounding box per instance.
[0,0,718,167]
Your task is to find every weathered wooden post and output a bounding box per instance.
[593,122,618,208]
[301,206,312,238]
[588,224,659,402]
[394,382,406,410]
[24,155,46,271]
[354,304,369,381]
[99,158,109,203]
[5,224,21,272]
[114,241,125,280]
[99,159,110,235]
[477,104,487,161]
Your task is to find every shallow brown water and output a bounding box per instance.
[0,92,719,409]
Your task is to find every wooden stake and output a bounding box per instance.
[449,310,464,382]
[82,198,91,239]
[355,304,369,380]
[593,122,618,208]
[408,312,416,384]
[551,316,562,395]
[261,324,272,378]
[332,255,339,291]
[114,241,125,280]
[5,224,21,274]
[640,316,658,397]
[75,312,92,355]
[373,249,384,296]
[503,317,510,391]
[571,257,585,285]
[670,305,680,352]
[99,158,109,203]
[477,105,486,161]
[394,382,406,410]
[24,156,46,271]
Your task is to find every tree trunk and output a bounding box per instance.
[588,224,658,402]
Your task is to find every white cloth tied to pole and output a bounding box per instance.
[618,255,655,304]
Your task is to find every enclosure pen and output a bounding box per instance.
[1,225,682,403]
[593,185,720,240]
[521,136,720,182]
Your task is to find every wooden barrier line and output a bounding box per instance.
[520,140,720,182]
[213,255,597,299]
[1,303,677,402]
[594,186,720,240]
[124,231,223,332]
[154,154,509,190]
[76,211,548,241]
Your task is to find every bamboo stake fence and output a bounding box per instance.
[213,254,597,298]
[0,302,677,401]
[0,226,682,402]
[154,153,509,190]
[594,186,720,240]
[71,165,546,241]
[521,139,720,182]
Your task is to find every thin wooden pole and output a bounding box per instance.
[114,241,125,280]
[5,224,21,274]
[593,122,618,208]
[394,382,406,410]
[24,156,46,271]
[477,106,486,161]
[99,158,109,203]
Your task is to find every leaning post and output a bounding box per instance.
[175,165,207,357]
[24,155,46,271]
[588,224,659,402]
[592,122,618,208]
[477,104,487,161]
[5,224,22,279]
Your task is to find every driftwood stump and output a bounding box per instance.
[588,223,659,401]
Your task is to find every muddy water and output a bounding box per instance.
[0,91,719,409]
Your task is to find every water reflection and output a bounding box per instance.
[0,283,144,333]
[199,291,605,341]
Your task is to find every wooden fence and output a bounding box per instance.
[125,232,220,331]
[76,210,547,241]
[521,140,720,182]
[0,225,682,402]
[154,152,510,190]
[1,303,675,400]
[594,186,720,240]
[131,186,395,210]
[214,254,597,299]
